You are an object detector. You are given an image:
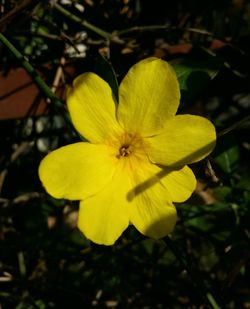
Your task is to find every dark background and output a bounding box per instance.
[0,0,250,308]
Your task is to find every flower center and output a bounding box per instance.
[119,144,132,157]
[114,132,146,160]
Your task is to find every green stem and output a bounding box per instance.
[164,236,220,309]
[53,3,115,41]
[0,32,76,133]
[116,24,170,35]
[116,24,213,36]
[0,32,59,103]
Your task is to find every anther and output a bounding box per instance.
[118,144,131,158]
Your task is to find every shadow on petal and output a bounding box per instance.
[127,140,215,201]
[144,208,178,240]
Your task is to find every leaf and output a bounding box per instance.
[93,53,119,102]
[213,186,232,201]
[171,57,222,100]
[236,166,250,191]
[215,146,239,174]
[214,135,240,174]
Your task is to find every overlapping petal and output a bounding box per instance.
[39,143,116,200]
[78,164,131,245]
[146,115,216,166]
[127,158,177,239]
[78,155,179,244]
[129,192,177,240]
[67,73,122,143]
[117,57,180,136]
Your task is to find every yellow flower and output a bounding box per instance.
[39,57,216,245]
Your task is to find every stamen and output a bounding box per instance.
[117,144,132,158]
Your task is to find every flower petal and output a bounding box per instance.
[77,154,179,245]
[160,166,197,202]
[39,142,116,200]
[128,159,177,239]
[78,166,131,245]
[147,115,216,166]
[117,57,180,136]
[129,192,177,240]
[67,73,122,143]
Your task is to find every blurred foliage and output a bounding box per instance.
[0,0,250,308]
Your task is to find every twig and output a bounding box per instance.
[0,32,60,104]
[12,30,63,41]
[50,57,66,95]
[53,3,124,44]
[115,24,214,36]
[217,114,250,138]
[115,24,171,35]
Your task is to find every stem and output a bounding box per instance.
[0,32,58,103]
[164,236,220,309]
[53,3,114,41]
[115,24,213,36]
[0,32,76,133]
[116,24,170,35]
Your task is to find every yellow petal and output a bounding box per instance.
[117,57,180,136]
[147,115,216,166]
[77,165,131,245]
[129,191,177,240]
[67,73,122,143]
[160,166,197,202]
[128,159,177,239]
[39,142,116,200]
[77,154,178,245]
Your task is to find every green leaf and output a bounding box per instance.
[215,146,239,174]
[93,53,119,102]
[187,215,215,232]
[236,166,250,191]
[171,57,222,100]
[213,186,232,201]
[214,136,240,174]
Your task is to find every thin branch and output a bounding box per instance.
[0,32,58,103]
[53,3,124,44]
[0,32,77,134]
[115,24,171,36]
[115,24,214,36]
[217,114,250,138]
